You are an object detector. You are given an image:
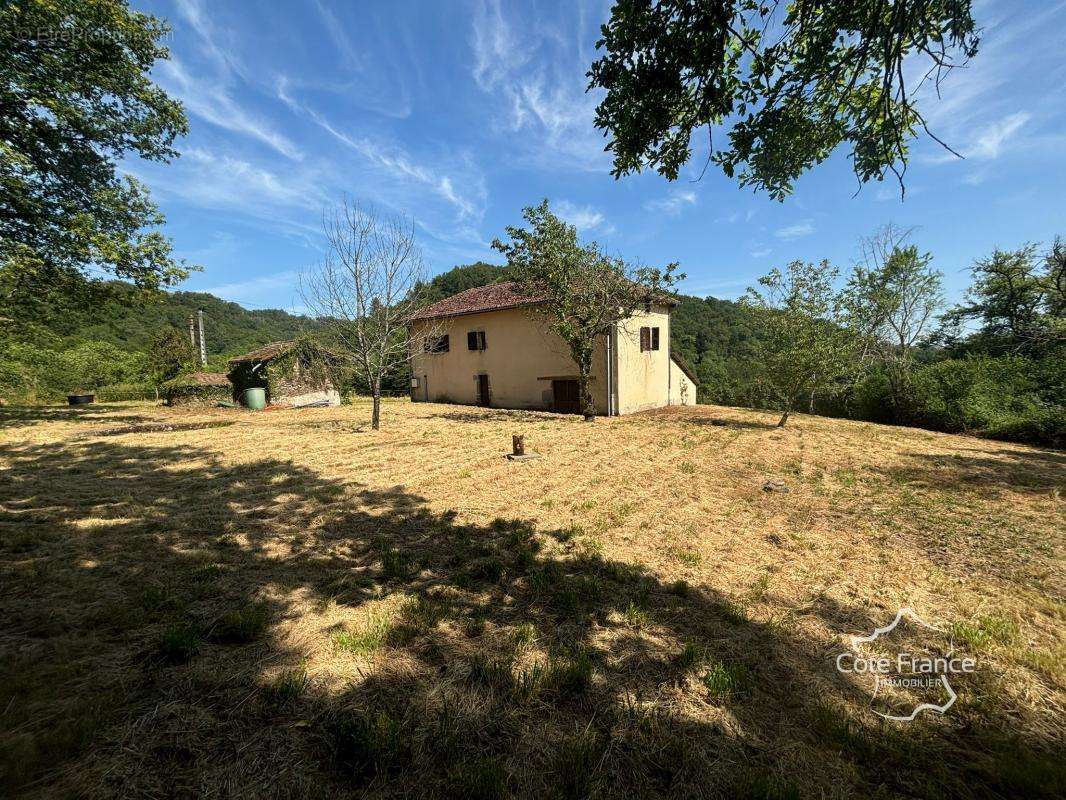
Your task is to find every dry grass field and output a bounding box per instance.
[1,399,1063,799]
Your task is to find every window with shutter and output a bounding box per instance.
[467,331,486,350]
[651,327,660,350]
[425,334,449,353]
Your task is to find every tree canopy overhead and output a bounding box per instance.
[588,0,979,199]
[0,0,191,323]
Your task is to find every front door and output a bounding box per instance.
[551,379,581,414]
[477,374,490,407]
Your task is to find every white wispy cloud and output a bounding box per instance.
[554,200,609,233]
[749,247,773,258]
[926,111,1032,164]
[968,112,1031,159]
[470,0,608,170]
[773,221,815,240]
[913,2,1066,166]
[128,146,327,241]
[160,58,303,160]
[644,190,697,216]
[203,269,306,311]
[277,80,485,221]
[312,0,364,69]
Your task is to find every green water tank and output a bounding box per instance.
[243,387,266,410]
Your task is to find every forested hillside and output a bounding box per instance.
[0,282,318,402]
[35,282,315,358]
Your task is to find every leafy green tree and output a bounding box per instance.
[742,260,855,426]
[60,341,141,391]
[945,241,1066,355]
[847,226,943,417]
[492,200,679,420]
[146,327,195,389]
[0,0,192,326]
[588,0,979,199]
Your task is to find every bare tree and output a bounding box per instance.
[302,199,431,430]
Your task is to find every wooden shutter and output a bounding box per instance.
[478,331,486,350]
[640,326,650,351]
[468,331,478,350]
[651,327,660,351]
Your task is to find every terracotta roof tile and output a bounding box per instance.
[411,282,543,321]
[670,354,701,386]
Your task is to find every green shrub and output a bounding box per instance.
[94,383,156,402]
[981,406,1066,448]
[840,355,1064,447]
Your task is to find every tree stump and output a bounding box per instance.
[506,434,539,461]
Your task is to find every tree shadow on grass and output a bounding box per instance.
[0,403,157,429]
[639,407,779,431]
[0,437,1060,798]
[875,446,1066,495]
[426,408,571,424]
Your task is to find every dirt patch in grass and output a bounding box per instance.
[0,399,1063,798]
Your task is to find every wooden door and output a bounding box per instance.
[551,379,581,414]
[477,374,490,406]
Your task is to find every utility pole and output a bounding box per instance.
[188,315,196,349]
[196,308,207,366]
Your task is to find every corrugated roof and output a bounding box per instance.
[228,341,293,364]
[410,282,543,321]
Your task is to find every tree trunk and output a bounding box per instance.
[807,387,816,414]
[371,381,381,430]
[777,407,790,427]
[577,353,595,422]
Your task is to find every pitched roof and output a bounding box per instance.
[186,371,231,387]
[228,341,294,364]
[410,282,544,321]
[671,353,701,386]
[411,280,679,322]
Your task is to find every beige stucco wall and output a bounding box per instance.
[669,359,698,406]
[409,308,609,413]
[614,305,671,414]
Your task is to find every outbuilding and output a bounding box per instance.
[227,340,341,407]
[163,371,231,407]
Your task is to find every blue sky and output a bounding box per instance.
[128,0,1066,312]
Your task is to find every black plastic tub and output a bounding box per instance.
[67,393,95,405]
